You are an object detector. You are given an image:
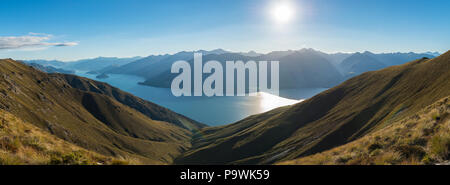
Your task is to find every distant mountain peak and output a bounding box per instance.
[209,48,228,53]
[238,50,262,57]
[423,51,441,56]
[176,49,229,55]
[363,51,375,55]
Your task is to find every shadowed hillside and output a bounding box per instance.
[0,59,202,164]
[59,74,206,131]
[176,51,450,164]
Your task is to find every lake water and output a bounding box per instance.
[75,72,326,126]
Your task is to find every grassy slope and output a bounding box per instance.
[279,96,450,165]
[0,110,135,165]
[0,59,195,164]
[59,74,206,131]
[176,51,450,164]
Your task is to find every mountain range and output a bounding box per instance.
[4,50,448,165]
[106,49,345,89]
[24,49,437,91]
[23,56,142,72]
[27,63,75,74]
[339,52,387,77]
[175,51,449,164]
[338,51,436,78]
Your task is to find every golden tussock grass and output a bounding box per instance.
[0,110,138,165]
[279,96,450,165]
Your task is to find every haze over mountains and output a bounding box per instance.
[339,52,387,77]
[24,56,142,72]
[4,50,447,165]
[24,49,437,92]
[26,63,75,74]
[339,51,437,78]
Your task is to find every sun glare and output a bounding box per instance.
[271,1,295,24]
[257,92,301,112]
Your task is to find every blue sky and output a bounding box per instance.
[0,0,449,61]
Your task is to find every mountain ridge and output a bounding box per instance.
[4,50,448,165]
[140,50,344,89]
[0,58,202,164]
[279,95,450,165]
[175,51,450,164]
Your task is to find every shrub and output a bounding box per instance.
[431,112,441,121]
[421,125,434,136]
[0,118,6,129]
[374,136,381,141]
[378,151,403,165]
[405,122,417,128]
[22,136,45,151]
[394,145,426,159]
[408,137,427,146]
[370,149,382,157]
[0,136,21,153]
[110,159,130,165]
[429,135,450,161]
[0,153,23,165]
[421,154,434,165]
[368,143,383,152]
[334,155,352,164]
[49,151,90,165]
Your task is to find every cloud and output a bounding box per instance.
[53,42,78,47]
[28,32,52,37]
[0,33,78,50]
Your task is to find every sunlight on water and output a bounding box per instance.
[75,71,323,126]
[255,92,302,112]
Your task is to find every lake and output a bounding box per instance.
[75,72,327,126]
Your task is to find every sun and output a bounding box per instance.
[271,1,295,24]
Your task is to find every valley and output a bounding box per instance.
[74,71,317,126]
[0,59,202,164]
[175,51,450,164]
[1,50,448,165]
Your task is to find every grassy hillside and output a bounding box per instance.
[279,96,450,165]
[0,110,135,165]
[176,51,450,164]
[59,74,205,131]
[0,59,198,164]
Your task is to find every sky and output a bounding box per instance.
[0,0,449,61]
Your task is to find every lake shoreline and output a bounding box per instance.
[74,71,326,126]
